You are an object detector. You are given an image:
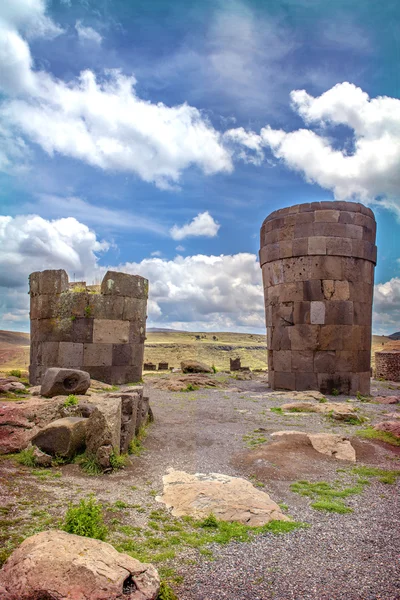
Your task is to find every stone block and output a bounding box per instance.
[345,224,363,240]
[88,295,125,320]
[267,350,273,371]
[290,325,319,351]
[273,351,292,372]
[295,372,318,390]
[83,343,112,367]
[293,301,310,324]
[319,325,346,351]
[325,301,353,325]
[317,372,351,395]
[270,324,291,351]
[355,372,371,395]
[37,270,69,295]
[264,229,280,244]
[57,292,88,319]
[274,371,296,390]
[85,366,113,384]
[86,396,122,461]
[362,225,375,243]
[326,237,352,256]
[353,350,371,372]
[282,256,311,283]
[101,271,149,299]
[123,297,148,321]
[310,256,342,280]
[278,224,295,241]
[294,222,314,238]
[313,222,347,238]
[291,350,314,372]
[296,211,314,223]
[271,303,294,327]
[129,320,147,344]
[308,236,327,255]
[292,237,308,257]
[31,417,87,458]
[112,344,132,366]
[310,301,326,324]
[314,351,336,374]
[279,240,293,259]
[342,257,364,282]
[315,210,340,223]
[40,368,90,397]
[58,342,84,368]
[111,365,142,385]
[93,319,130,344]
[353,302,372,325]
[303,280,324,301]
[335,351,352,372]
[337,210,355,224]
[29,272,41,295]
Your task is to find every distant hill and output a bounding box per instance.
[147,327,186,333]
[0,330,30,346]
[388,332,400,340]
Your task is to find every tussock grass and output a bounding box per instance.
[356,427,400,446]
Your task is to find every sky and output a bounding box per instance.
[0,0,399,335]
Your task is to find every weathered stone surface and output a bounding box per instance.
[31,417,87,458]
[0,530,159,600]
[374,396,399,405]
[270,431,356,461]
[157,469,289,526]
[31,446,53,467]
[375,351,400,382]
[101,270,148,299]
[41,367,90,397]
[86,396,122,467]
[150,374,220,392]
[0,379,26,393]
[107,390,142,453]
[374,421,400,439]
[181,360,213,374]
[281,401,356,421]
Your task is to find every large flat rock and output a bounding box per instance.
[156,468,289,526]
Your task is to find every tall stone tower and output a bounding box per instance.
[29,270,148,385]
[260,201,377,395]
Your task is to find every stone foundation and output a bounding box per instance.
[260,201,377,395]
[29,270,148,385]
[375,351,400,382]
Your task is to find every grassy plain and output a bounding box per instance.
[0,329,398,374]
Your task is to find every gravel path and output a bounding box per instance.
[1,374,399,599]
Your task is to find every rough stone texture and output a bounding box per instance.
[270,431,356,461]
[0,378,26,393]
[150,374,220,392]
[181,360,213,373]
[31,417,87,458]
[260,201,376,394]
[230,358,241,371]
[29,270,148,385]
[0,530,159,600]
[107,389,143,453]
[158,362,168,370]
[156,468,289,526]
[375,396,399,404]
[374,421,400,438]
[281,401,357,421]
[40,367,90,397]
[86,396,122,468]
[375,351,400,382]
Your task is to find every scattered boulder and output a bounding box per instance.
[0,530,160,600]
[270,431,356,461]
[0,378,26,393]
[89,379,114,392]
[234,371,253,380]
[181,360,213,374]
[27,385,41,396]
[31,445,53,467]
[281,401,356,421]
[151,374,219,392]
[41,368,90,398]
[31,417,87,458]
[86,396,122,468]
[107,390,142,453]
[374,421,400,439]
[156,468,289,526]
[268,390,326,402]
[374,396,399,404]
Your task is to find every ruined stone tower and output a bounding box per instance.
[29,270,148,385]
[260,201,377,395]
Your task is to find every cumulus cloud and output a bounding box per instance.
[373,278,400,334]
[0,0,232,188]
[227,82,400,213]
[170,212,220,240]
[75,20,102,44]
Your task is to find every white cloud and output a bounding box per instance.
[0,0,233,189]
[75,20,102,44]
[373,278,400,335]
[151,251,162,257]
[175,245,185,252]
[170,212,220,241]
[228,82,400,214]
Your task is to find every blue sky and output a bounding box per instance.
[0,0,399,334]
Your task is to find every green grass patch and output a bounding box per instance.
[356,427,400,446]
[62,394,78,407]
[63,496,108,540]
[290,479,365,513]
[74,452,103,475]
[311,499,353,513]
[16,446,37,468]
[243,430,268,448]
[352,466,400,485]
[270,407,283,414]
[157,581,179,600]
[8,369,22,378]
[109,452,128,470]
[182,383,199,392]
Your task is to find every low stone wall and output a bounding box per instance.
[29,270,148,385]
[375,351,400,382]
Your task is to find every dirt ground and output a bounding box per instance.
[0,373,399,599]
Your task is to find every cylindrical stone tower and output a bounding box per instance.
[260,201,377,395]
[29,269,148,385]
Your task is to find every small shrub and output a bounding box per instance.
[199,513,218,528]
[128,438,144,456]
[114,500,129,509]
[356,391,371,402]
[318,397,327,403]
[8,370,21,378]
[16,447,37,467]
[84,306,92,317]
[182,383,199,392]
[157,581,178,600]
[331,388,339,396]
[270,407,283,414]
[63,394,78,407]
[109,452,128,470]
[63,496,107,540]
[211,364,217,373]
[74,453,102,475]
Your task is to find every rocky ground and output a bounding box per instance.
[0,372,399,600]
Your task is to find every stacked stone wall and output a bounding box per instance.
[260,201,377,395]
[375,351,400,382]
[29,270,148,385]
